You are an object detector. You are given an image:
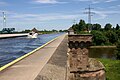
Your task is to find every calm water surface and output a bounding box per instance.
[0,33,63,67]
[89,48,116,59]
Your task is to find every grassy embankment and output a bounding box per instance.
[98,58,120,80]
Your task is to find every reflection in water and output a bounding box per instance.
[89,48,116,59]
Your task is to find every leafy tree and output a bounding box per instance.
[22,29,30,33]
[116,24,120,30]
[86,23,92,31]
[91,30,108,45]
[63,30,68,32]
[104,23,112,31]
[59,30,62,32]
[72,24,79,33]
[59,30,67,32]
[52,29,58,32]
[112,27,115,31]
[70,19,120,46]
[116,29,120,38]
[92,23,101,30]
[115,40,120,59]
[72,19,87,33]
[78,19,86,31]
[105,30,118,44]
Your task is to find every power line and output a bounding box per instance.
[84,5,95,24]
[73,19,76,24]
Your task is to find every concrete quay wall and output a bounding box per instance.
[0,34,66,80]
[0,33,28,39]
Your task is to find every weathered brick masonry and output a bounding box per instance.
[67,34,105,80]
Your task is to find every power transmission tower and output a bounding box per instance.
[73,19,76,24]
[84,5,95,31]
[84,5,95,24]
[2,12,6,28]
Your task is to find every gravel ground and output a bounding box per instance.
[35,36,68,80]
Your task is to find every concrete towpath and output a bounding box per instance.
[0,34,66,80]
[35,34,68,80]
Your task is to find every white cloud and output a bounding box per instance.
[105,0,117,3]
[0,1,8,6]
[93,10,107,19]
[8,13,83,22]
[33,0,67,4]
[0,10,85,25]
[1,9,119,24]
[104,11,120,14]
[117,5,120,7]
[34,0,57,4]
[93,10,120,20]
[0,12,85,31]
[76,0,118,4]
[77,0,102,4]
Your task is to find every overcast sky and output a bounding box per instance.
[0,0,120,31]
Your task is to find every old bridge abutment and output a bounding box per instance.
[67,34,106,80]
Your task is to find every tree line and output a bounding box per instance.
[72,19,120,46]
[72,19,120,59]
[21,29,67,34]
[0,29,67,34]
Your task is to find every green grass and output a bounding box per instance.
[98,58,120,80]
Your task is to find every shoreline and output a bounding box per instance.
[0,33,28,39]
[90,46,116,48]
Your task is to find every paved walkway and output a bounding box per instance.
[0,34,66,80]
[35,35,68,80]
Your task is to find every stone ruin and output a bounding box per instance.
[67,34,106,80]
[68,27,74,35]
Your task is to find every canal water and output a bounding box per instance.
[89,48,116,60]
[0,33,63,67]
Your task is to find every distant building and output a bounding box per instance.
[68,27,74,35]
